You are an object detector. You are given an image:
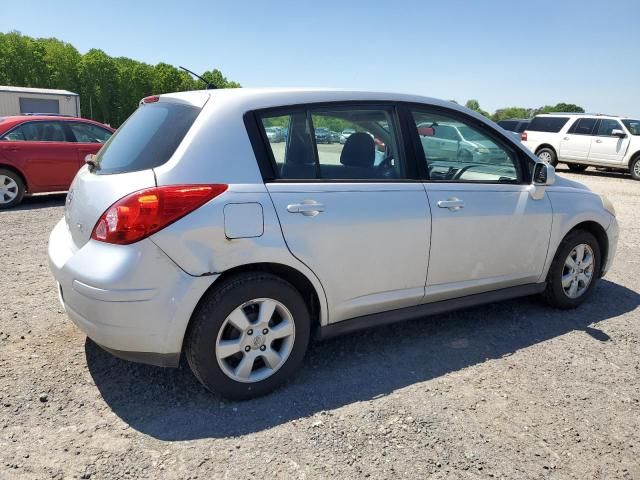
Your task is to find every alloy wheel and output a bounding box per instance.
[215,298,295,383]
[538,151,552,163]
[561,243,594,298]
[0,175,19,205]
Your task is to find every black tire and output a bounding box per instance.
[185,272,311,400]
[0,168,25,209]
[543,230,601,309]
[630,155,640,180]
[536,147,558,167]
[568,163,588,172]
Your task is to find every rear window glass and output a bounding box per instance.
[95,102,200,175]
[527,116,569,133]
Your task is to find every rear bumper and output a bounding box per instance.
[48,218,217,367]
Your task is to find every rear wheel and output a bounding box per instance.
[630,155,640,180]
[543,230,600,309]
[536,147,558,167]
[568,163,588,172]
[0,169,25,209]
[185,272,311,400]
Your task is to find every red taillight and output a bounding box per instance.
[521,131,528,142]
[142,95,160,103]
[91,184,228,245]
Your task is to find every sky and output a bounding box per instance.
[2,0,639,117]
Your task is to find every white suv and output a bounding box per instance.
[521,114,640,180]
[48,89,619,399]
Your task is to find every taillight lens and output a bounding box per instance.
[142,95,160,103]
[521,131,528,142]
[91,184,227,245]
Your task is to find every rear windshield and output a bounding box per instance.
[527,116,569,133]
[94,101,201,175]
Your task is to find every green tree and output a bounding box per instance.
[492,107,532,122]
[39,37,81,92]
[78,49,119,123]
[0,31,49,86]
[464,99,491,118]
[537,103,585,114]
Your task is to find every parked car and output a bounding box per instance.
[521,114,640,179]
[0,115,114,208]
[314,127,332,144]
[339,128,355,144]
[330,131,340,143]
[497,119,530,135]
[48,89,618,400]
[265,126,285,143]
[417,121,509,164]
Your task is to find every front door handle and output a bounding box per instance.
[437,197,465,211]
[595,139,603,143]
[287,201,325,216]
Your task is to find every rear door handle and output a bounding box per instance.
[437,197,464,211]
[595,139,603,143]
[563,137,570,141]
[287,201,325,216]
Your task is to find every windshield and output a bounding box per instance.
[95,101,201,175]
[622,119,640,135]
[457,125,485,141]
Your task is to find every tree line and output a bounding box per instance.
[454,99,585,122]
[0,31,240,126]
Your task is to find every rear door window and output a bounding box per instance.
[527,116,570,133]
[258,105,406,180]
[69,122,113,144]
[94,102,201,175]
[567,118,598,135]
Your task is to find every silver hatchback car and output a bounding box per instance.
[48,89,618,399]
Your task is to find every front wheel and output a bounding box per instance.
[185,272,311,400]
[536,147,558,167]
[543,230,600,309]
[568,163,588,172]
[0,169,25,209]
[630,156,640,180]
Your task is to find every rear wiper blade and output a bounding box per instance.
[84,154,98,172]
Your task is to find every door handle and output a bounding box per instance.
[287,201,325,216]
[437,197,464,211]
[595,139,603,143]
[563,137,570,141]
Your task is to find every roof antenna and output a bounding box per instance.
[179,66,216,90]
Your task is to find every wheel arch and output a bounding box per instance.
[563,221,609,278]
[535,144,557,156]
[180,262,325,355]
[0,163,28,192]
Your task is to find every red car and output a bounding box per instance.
[0,115,114,208]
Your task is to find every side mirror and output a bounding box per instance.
[533,162,555,186]
[611,129,626,138]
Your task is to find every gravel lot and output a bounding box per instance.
[1,168,639,480]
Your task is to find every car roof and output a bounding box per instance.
[0,115,114,132]
[535,113,624,119]
[160,87,490,121]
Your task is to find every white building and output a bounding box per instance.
[0,86,80,117]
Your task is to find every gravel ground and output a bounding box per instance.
[1,169,639,480]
